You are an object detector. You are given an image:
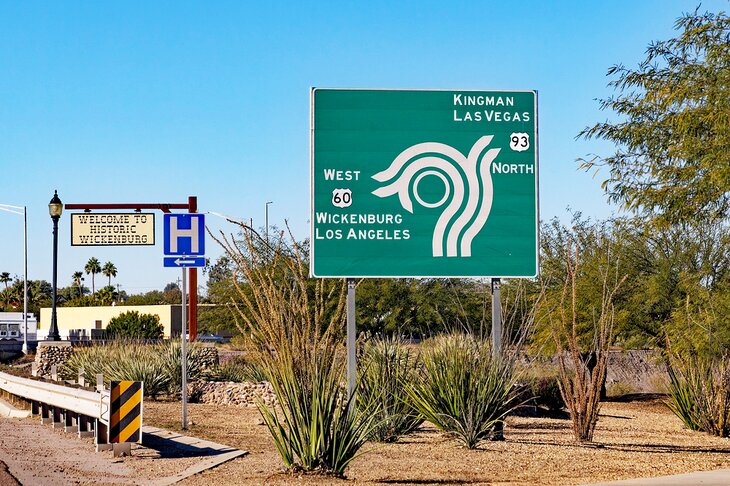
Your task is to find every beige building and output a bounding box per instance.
[39,305,182,340]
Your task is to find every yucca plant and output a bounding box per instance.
[213,224,376,476]
[259,342,375,474]
[666,354,730,436]
[358,336,423,442]
[408,333,520,448]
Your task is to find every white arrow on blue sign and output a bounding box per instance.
[164,257,206,268]
[164,214,206,256]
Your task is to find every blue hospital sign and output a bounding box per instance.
[163,214,205,256]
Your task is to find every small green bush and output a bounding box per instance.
[106,311,164,339]
[358,336,423,442]
[408,333,520,448]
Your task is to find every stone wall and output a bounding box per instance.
[197,345,219,369]
[605,349,667,394]
[187,380,276,407]
[34,343,73,378]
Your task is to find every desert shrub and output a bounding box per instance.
[606,381,637,398]
[211,355,268,382]
[106,311,163,339]
[666,354,730,436]
[408,333,520,449]
[215,226,375,476]
[358,336,423,442]
[529,374,565,411]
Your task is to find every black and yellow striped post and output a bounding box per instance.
[109,380,143,455]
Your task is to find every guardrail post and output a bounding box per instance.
[96,374,104,392]
[31,400,39,416]
[31,363,38,377]
[65,411,78,433]
[78,367,85,387]
[52,406,63,429]
[95,419,112,452]
[78,415,94,438]
[51,365,58,382]
[40,402,51,424]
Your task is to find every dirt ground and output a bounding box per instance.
[140,398,730,486]
[2,397,730,485]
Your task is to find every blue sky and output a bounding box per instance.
[0,1,726,295]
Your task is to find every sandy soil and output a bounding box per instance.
[142,399,730,486]
[2,398,730,485]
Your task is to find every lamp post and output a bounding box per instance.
[48,190,63,341]
[265,201,273,241]
[0,204,28,352]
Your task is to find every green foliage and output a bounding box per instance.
[85,257,102,295]
[0,278,51,315]
[358,336,423,442]
[102,261,117,286]
[579,10,730,226]
[106,311,163,339]
[408,333,520,449]
[355,278,491,337]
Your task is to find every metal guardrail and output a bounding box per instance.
[0,371,109,423]
[0,371,122,453]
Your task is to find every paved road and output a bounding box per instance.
[585,469,730,486]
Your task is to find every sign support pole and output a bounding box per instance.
[346,278,356,403]
[491,278,502,358]
[491,277,504,440]
[181,268,188,430]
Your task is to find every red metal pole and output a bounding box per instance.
[188,196,198,341]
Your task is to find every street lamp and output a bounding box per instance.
[265,201,273,241]
[48,190,63,341]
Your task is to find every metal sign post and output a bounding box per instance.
[181,268,187,430]
[346,278,356,402]
[491,278,502,358]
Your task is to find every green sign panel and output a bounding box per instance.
[311,88,538,278]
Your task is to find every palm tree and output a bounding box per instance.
[72,271,85,298]
[85,257,102,296]
[102,262,117,286]
[0,272,11,290]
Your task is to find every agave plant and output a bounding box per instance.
[408,333,520,448]
[358,336,423,442]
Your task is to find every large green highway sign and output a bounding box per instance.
[311,88,538,278]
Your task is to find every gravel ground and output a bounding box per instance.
[142,398,730,486]
[2,398,729,485]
